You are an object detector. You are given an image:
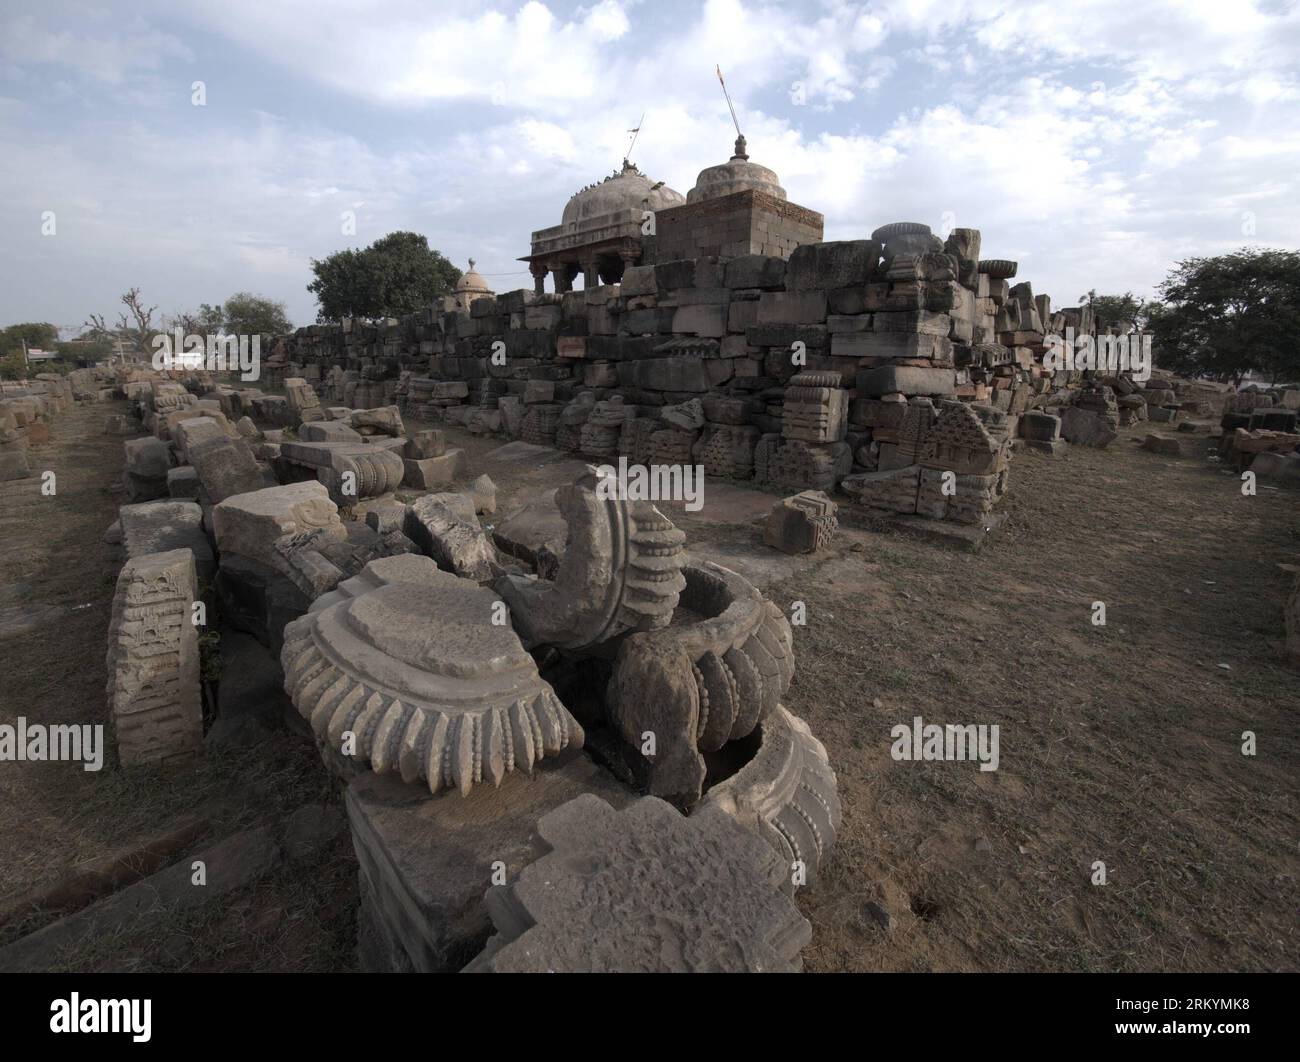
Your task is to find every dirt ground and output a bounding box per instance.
[0,401,356,971]
[1,400,1296,971]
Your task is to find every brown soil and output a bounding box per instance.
[2,402,1295,971]
[0,401,356,971]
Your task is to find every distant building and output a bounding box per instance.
[440,259,495,313]
[521,136,824,294]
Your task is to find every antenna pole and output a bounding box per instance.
[716,66,742,137]
[626,112,644,160]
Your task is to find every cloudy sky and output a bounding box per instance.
[2,0,1298,333]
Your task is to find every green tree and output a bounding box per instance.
[308,231,461,321]
[0,351,29,380]
[1147,248,1300,385]
[0,322,59,357]
[222,292,292,339]
[1079,290,1148,333]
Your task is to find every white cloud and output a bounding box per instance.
[0,0,1297,329]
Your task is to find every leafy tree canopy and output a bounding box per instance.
[308,231,461,322]
[222,292,292,338]
[0,322,59,355]
[1146,248,1300,384]
[1080,290,1149,333]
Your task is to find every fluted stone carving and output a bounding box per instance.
[494,465,686,651]
[281,556,583,797]
[699,704,840,886]
[606,561,795,808]
[279,440,405,504]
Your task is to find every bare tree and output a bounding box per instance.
[117,287,158,352]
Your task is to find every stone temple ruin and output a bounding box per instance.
[39,133,1293,973]
[251,139,1192,541]
[88,342,842,970]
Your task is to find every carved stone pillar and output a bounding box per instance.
[529,261,548,296]
[618,248,638,285]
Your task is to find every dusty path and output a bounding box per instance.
[0,402,355,971]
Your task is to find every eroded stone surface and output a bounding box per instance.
[465,795,810,972]
[106,549,203,767]
[213,481,345,568]
[118,500,214,583]
[348,757,631,972]
[764,490,838,554]
[404,494,496,580]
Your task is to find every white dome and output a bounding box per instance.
[561,160,685,225]
[687,136,786,203]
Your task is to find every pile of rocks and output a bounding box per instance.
[1,372,85,480]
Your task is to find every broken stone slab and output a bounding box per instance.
[0,450,31,481]
[348,756,631,972]
[166,465,201,500]
[404,493,496,580]
[171,415,230,463]
[491,490,567,568]
[215,553,311,657]
[785,240,880,291]
[350,405,405,437]
[1060,406,1118,448]
[605,561,795,809]
[402,449,465,490]
[472,473,497,516]
[123,436,172,501]
[1141,434,1182,455]
[698,704,841,887]
[187,433,272,503]
[660,397,706,431]
[212,481,345,569]
[0,826,280,972]
[1250,450,1300,486]
[298,420,363,443]
[281,556,583,797]
[493,465,686,652]
[118,500,215,584]
[272,520,417,599]
[764,491,839,555]
[105,549,203,769]
[855,364,956,398]
[1020,410,1062,441]
[404,429,446,460]
[464,794,810,972]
